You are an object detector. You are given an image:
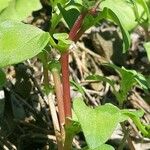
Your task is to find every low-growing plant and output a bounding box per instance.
[0,0,150,150]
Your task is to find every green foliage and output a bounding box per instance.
[49,0,68,8]
[53,33,72,53]
[0,0,11,12]
[0,0,42,22]
[65,118,81,144]
[0,0,150,149]
[73,97,127,149]
[58,0,150,52]
[58,1,130,51]
[73,98,149,149]
[83,144,115,150]
[87,63,149,104]
[48,60,61,72]
[121,109,149,137]
[0,20,50,67]
[101,0,150,30]
[57,3,80,29]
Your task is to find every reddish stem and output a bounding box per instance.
[60,53,72,120]
[69,12,87,40]
[73,27,85,42]
[60,7,99,123]
[60,13,88,123]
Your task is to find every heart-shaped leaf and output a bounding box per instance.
[73,98,127,149]
[0,20,50,67]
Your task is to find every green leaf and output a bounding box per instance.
[53,33,72,53]
[0,0,12,12]
[57,3,80,29]
[0,69,6,87]
[144,42,150,61]
[50,13,62,33]
[73,0,95,9]
[64,118,81,150]
[83,144,115,150]
[101,8,130,51]
[50,0,68,7]
[0,20,50,67]
[103,63,149,102]
[65,119,81,137]
[53,33,69,40]
[92,144,115,150]
[83,7,130,51]
[73,98,127,149]
[0,0,42,22]
[48,60,61,73]
[121,109,149,136]
[101,0,149,31]
[136,0,150,22]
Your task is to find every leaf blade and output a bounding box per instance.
[0,20,50,67]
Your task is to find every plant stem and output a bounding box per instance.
[73,27,86,42]
[69,12,87,41]
[52,70,65,126]
[63,133,74,150]
[60,53,72,121]
[60,5,100,123]
[42,51,64,148]
[60,12,89,124]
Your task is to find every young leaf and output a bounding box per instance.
[0,0,42,22]
[53,33,72,53]
[0,0,12,12]
[0,20,50,67]
[73,98,127,149]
